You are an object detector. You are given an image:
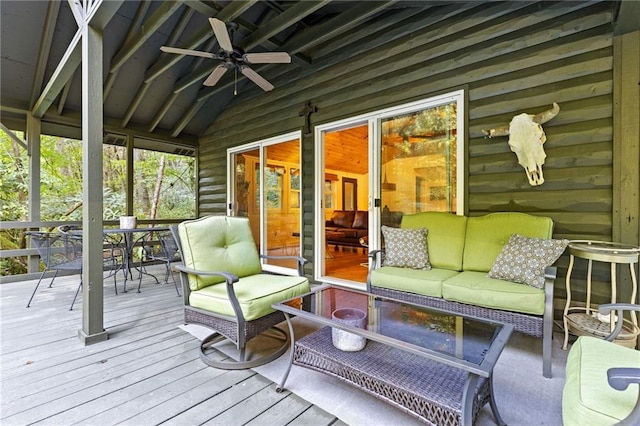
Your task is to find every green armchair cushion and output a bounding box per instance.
[370,266,459,298]
[190,274,310,321]
[401,212,467,271]
[442,271,546,315]
[463,213,554,272]
[178,216,263,291]
[563,336,640,424]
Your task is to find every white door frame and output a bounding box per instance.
[314,90,465,287]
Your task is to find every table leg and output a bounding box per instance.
[563,254,575,350]
[461,374,479,426]
[276,312,296,393]
[488,373,507,426]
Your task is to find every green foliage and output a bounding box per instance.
[0,129,196,275]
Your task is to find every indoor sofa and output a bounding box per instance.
[367,211,567,378]
[325,210,368,248]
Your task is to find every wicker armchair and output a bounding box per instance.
[171,216,310,369]
[563,303,640,425]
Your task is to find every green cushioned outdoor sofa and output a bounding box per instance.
[367,211,558,378]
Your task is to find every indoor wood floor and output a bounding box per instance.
[325,247,369,283]
[0,266,343,426]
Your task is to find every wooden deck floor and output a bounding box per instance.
[0,266,342,426]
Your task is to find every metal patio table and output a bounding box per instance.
[273,285,513,426]
[73,227,169,292]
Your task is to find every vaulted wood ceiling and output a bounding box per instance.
[1,0,436,151]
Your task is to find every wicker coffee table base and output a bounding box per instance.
[288,327,501,426]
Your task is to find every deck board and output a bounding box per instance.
[0,266,339,425]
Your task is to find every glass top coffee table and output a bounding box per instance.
[273,285,513,426]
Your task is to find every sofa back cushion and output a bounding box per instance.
[401,212,467,271]
[331,210,356,228]
[463,212,554,272]
[352,211,368,229]
[178,215,263,291]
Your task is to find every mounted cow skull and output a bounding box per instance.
[482,103,560,186]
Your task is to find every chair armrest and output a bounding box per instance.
[173,264,239,284]
[608,368,640,391]
[325,220,335,227]
[173,264,244,322]
[260,254,309,276]
[608,368,640,426]
[598,303,640,341]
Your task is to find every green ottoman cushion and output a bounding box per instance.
[189,274,310,321]
[563,336,640,425]
[371,267,459,298]
[442,271,545,315]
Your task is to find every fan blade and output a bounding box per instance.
[209,18,233,52]
[160,46,216,59]
[203,65,228,87]
[244,52,291,64]
[240,66,274,91]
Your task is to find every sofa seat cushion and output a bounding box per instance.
[370,267,459,298]
[563,336,640,425]
[189,274,310,321]
[442,271,545,315]
[401,212,467,271]
[463,213,554,272]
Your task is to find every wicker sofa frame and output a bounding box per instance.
[368,265,556,379]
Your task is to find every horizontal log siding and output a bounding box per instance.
[199,2,619,301]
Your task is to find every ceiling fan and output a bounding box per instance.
[160,17,291,92]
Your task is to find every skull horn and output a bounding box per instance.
[482,125,510,138]
[532,102,560,124]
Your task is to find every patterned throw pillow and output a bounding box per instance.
[488,234,568,288]
[381,226,431,270]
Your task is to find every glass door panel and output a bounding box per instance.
[263,139,301,269]
[322,124,369,284]
[232,148,260,245]
[380,102,458,229]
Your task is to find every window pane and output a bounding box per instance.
[380,102,458,226]
[133,149,195,219]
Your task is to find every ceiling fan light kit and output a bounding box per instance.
[160,17,291,93]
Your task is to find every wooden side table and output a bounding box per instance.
[562,240,640,350]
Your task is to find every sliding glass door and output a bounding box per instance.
[229,132,302,273]
[315,90,464,287]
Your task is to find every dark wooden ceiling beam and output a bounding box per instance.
[144,1,257,83]
[239,0,331,51]
[147,1,259,132]
[121,7,195,127]
[110,1,184,73]
[32,0,124,117]
[104,1,152,99]
[193,1,405,106]
[30,1,61,109]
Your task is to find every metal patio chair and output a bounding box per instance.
[26,231,83,310]
[171,215,310,369]
[140,230,181,296]
[57,225,125,295]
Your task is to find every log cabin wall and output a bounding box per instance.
[199,2,637,313]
